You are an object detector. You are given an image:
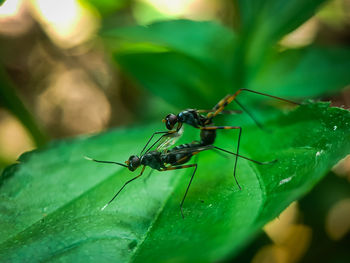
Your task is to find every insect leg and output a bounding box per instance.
[143,169,155,184]
[212,146,278,165]
[140,131,170,155]
[145,130,180,154]
[234,99,264,130]
[201,98,263,129]
[212,148,231,159]
[201,126,242,190]
[101,166,146,210]
[206,94,234,120]
[206,88,300,121]
[160,164,197,219]
[237,88,301,105]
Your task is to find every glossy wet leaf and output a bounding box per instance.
[1,102,349,262]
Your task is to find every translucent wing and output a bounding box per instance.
[166,144,214,156]
[197,109,242,115]
[156,126,184,151]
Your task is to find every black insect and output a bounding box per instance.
[140,88,300,189]
[85,142,275,218]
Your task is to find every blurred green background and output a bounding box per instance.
[0,0,349,262]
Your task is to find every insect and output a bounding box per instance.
[85,142,275,218]
[139,88,300,189]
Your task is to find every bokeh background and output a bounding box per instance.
[0,0,349,262]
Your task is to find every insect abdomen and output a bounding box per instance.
[200,129,216,145]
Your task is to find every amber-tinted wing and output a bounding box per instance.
[156,126,184,151]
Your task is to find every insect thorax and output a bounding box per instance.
[141,151,165,170]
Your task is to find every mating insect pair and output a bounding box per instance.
[86,88,300,218]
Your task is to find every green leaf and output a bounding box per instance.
[1,102,349,262]
[104,20,236,66]
[116,52,225,109]
[235,0,327,75]
[104,20,237,108]
[237,0,326,41]
[248,46,350,98]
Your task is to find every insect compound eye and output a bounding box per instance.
[165,114,177,130]
[128,155,140,171]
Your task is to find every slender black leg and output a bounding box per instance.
[180,164,197,219]
[160,164,197,219]
[140,131,170,155]
[212,148,231,159]
[145,130,181,154]
[212,146,278,165]
[234,99,264,130]
[101,166,146,210]
[234,128,241,190]
[201,126,242,190]
[238,88,301,105]
[143,169,155,184]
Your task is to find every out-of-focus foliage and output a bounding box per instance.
[1,103,349,262]
[104,2,350,112]
[229,169,350,263]
[251,47,350,97]
[0,0,350,262]
[0,66,46,146]
[236,0,328,66]
[104,20,237,108]
[300,172,350,262]
[83,0,130,16]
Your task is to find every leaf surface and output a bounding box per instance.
[0,103,349,262]
[249,47,350,98]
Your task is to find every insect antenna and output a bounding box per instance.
[84,156,128,168]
